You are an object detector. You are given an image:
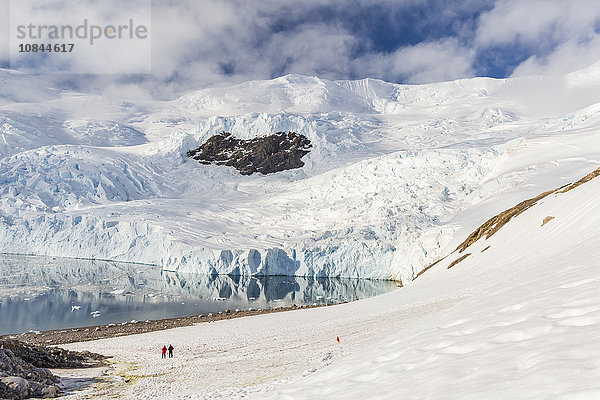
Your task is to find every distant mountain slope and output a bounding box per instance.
[416,165,600,279]
[0,66,599,279]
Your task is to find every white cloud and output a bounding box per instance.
[354,38,475,84]
[475,0,600,77]
[6,0,151,74]
[511,36,600,77]
[2,0,600,99]
[3,0,479,96]
[476,1,569,46]
[263,24,358,78]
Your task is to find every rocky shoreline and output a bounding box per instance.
[0,339,105,399]
[3,303,329,347]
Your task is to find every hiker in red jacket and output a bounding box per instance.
[161,345,167,359]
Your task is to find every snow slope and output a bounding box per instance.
[1,66,600,279]
[61,166,600,399]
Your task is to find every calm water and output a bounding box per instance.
[0,255,397,335]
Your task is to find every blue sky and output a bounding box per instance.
[2,0,600,98]
[254,1,496,76]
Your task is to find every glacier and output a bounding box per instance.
[1,66,600,280]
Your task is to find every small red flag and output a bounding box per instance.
[337,336,341,343]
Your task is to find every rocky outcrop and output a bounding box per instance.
[187,132,312,175]
[455,166,600,253]
[0,339,104,399]
[0,339,104,369]
[0,348,58,399]
[414,166,600,281]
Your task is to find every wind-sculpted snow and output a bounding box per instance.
[179,74,509,117]
[62,119,148,147]
[337,76,507,113]
[0,113,147,159]
[178,75,372,114]
[0,68,599,280]
[0,114,62,158]
[535,102,600,131]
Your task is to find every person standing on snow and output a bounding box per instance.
[162,345,167,359]
[168,344,174,358]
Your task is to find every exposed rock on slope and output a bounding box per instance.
[0,339,104,369]
[455,166,600,253]
[187,132,312,175]
[416,166,600,278]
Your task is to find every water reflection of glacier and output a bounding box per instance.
[0,255,396,335]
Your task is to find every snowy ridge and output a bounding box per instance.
[62,119,148,147]
[178,75,372,114]
[337,76,507,113]
[0,113,62,158]
[1,67,600,279]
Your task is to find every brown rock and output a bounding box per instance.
[187,132,312,175]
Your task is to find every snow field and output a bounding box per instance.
[62,176,600,399]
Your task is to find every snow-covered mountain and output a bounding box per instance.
[1,65,600,281]
[63,169,600,399]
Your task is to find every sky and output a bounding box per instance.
[2,0,600,99]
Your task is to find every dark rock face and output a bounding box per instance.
[0,348,58,399]
[187,132,312,175]
[0,339,104,369]
[0,339,104,399]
